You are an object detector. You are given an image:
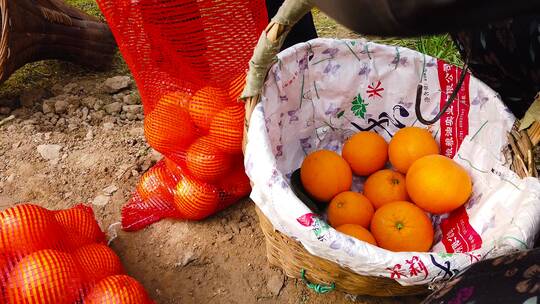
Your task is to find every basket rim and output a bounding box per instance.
[244,37,526,286]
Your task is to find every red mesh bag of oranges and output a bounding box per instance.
[0,203,153,303]
[94,0,268,231]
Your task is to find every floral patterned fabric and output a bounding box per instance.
[244,37,540,286]
[423,248,540,304]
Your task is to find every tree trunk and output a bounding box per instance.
[0,0,117,83]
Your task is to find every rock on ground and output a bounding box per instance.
[104,76,132,94]
[36,144,62,161]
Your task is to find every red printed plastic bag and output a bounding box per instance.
[95,0,267,231]
[0,203,153,303]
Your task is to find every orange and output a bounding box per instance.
[228,73,246,100]
[186,136,233,182]
[216,162,251,208]
[163,157,185,178]
[370,201,434,252]
[72,244,124,284]
[173,176,219,220]
[136,162,179,201]
[300,150,352,202]
[144,93,197,154]
[342,131,388,176]
[389,127,439,173]
[327,192,374,228]
[84,275,152,304]
[0,204,63,255]
[54,205,105,249]
[406,154,472,214]
[6,249,83,304]
[335,224,377,246]
[189,86,232,132]
[208,104,245,154]
[157,90,191,109]
[363,169,409,209]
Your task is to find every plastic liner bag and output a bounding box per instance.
[244,38,540,286]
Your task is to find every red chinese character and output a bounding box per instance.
[406,256,429,279]
[444,64,452,73]
[445,74,454,82]
[445,147,453,157]
[367,81,385,98]
[444,127,453,137]
[445,137,455,147]
[387,264,407,279]
[445,116,454,126]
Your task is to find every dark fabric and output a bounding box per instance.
[312,0,540,37]
[265,0,318,50]
[423,248,540,304]
[452,15,540,117]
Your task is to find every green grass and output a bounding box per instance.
[65,0,104,19]
[312,9,462,66]
[0,2,462,100]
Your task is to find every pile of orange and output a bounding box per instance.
[300,127,472,252]
[0,204,153,303]
[137,74,251,221]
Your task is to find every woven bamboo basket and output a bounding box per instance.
[241,0,540,297]
[0,0,117,84]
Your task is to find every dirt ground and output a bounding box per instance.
[0,72,427,304]
[0,7,428,303]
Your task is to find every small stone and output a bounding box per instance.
[129,127,144,137]
[0,107,10,115]
[37,144,62,161]
[56,117,66,127]
[51,84,64,96]
[266,272,284,296]
[102,185,118,196]
[91,110,106,122]
[81,107,89,120]
[102,122,115,131]
[102,115,116,124]
[63,83,80,94]
[176,251,197,267]
[122,105,143,114]
[42,100,56,114]
[20,88,46,107]
[92,195,110,206]
[218,234,233,242]
[6,174,15,184]
[12,141,21,149]
[54,99,69,114]
[112,92,126,101]
[104,102,122,115]
[81,96,104,111]
[22,119,37,125]
[85,129,94,140]
[136,114,145,120]
[67,123,78,131]
[149,149,162,162]
[123,93,140,105]
[103,76,132,94]
[126,113,137,121]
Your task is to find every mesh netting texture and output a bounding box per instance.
[0,204,153,303]
[95,0,268,231]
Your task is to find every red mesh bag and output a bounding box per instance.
[94,0,268,230]
[0,203,154,303]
